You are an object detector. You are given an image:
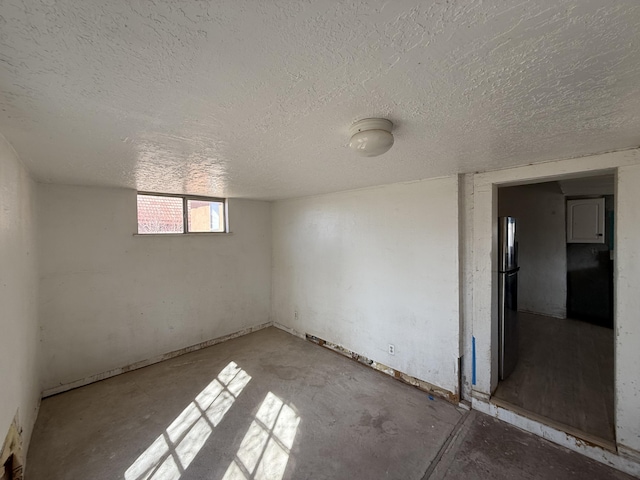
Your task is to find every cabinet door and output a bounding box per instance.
[566,198,605,243]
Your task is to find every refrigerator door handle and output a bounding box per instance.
[499,267,520,274]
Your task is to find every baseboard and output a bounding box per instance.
[43,321,458,404]
[472,397,640,477]
[619,444,640,463]
[282,327,460,404]
[41,322,273,398]
[272,323,459,403]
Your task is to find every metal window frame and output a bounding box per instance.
[137,191,228,234]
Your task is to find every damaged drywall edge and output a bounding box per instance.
[0,413,24,480]
[472,398,640,477]
[305,333,459,404]
[42,322,273,398]
[272,322,306,339]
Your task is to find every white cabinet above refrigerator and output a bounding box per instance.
[566,198,605,244]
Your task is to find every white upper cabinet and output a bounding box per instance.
[566,198,605,244]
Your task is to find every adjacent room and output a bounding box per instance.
[2,1,640,479]
[494,175,616,446]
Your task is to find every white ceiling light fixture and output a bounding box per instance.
[349,118,394,157]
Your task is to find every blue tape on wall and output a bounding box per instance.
[472,336,476,386]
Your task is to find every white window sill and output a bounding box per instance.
[133,232,233,237]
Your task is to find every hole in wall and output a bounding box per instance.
[0,418,23,480]
[2,455,15,480]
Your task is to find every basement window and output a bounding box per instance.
[137,193,227,234]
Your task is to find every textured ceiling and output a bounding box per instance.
[1,1,639,200]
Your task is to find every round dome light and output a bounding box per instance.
[349,118,394,157]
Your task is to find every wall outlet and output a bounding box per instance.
[294,310,299,320]
[388,344,395,355]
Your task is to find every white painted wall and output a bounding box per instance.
[498,182,566,318]
[37,185,272,392]
[459,174,475,401]
[271,177,460,395]
[0,135,40,453]
[615,164,640,457]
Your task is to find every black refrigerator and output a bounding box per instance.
[499,216,519,380]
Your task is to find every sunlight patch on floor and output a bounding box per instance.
[222,392,300,480]
[125,361,251,480]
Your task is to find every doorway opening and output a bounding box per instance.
[492,174,615,447]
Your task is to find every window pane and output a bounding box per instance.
[187,200,225,233]
[137,195,184,234]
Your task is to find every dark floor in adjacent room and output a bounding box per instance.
[26,327,631,480]
[493,312,615,444]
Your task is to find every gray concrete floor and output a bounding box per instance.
[26,327,632,480]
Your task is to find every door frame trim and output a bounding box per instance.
[468,148,640,452]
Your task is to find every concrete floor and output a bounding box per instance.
[26,327,632,480]
[494,313,615,443]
